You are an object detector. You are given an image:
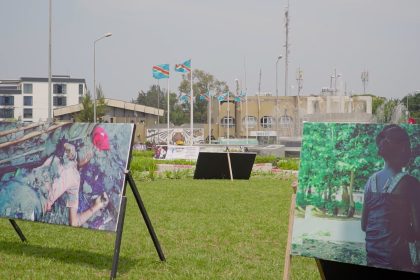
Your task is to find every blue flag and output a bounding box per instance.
[217,93,227,102]
[179,94,189,103]
[175,59,191,73]
[153,64,169,79]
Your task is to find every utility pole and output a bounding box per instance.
[48,0,52,122]
[296,68,303,137]
[244,57,248,144]
[257,69,262,131]
[284,3,290,97]
[361,70,369,95]
[296,67,303,96]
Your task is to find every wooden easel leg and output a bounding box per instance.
[226,152,233,181]
[110,196,127,280]
[126,172,166,261]
[9,219,27,242]
[282,193,296,280]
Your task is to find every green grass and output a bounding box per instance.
[0,177,319,279]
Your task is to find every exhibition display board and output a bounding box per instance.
[0,122,165,279]
[194,152,256,180]
[284,122,420,279]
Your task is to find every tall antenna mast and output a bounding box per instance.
[296,67,303,96]
[361,70,369,94]
[284,2,290,96]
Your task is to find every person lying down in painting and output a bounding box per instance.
[0,141,109,227]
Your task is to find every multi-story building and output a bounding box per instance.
[145,93,373,145]
[0,76,86,122]
[213,94,373,143]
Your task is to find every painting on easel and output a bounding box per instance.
[0,122,134,232]
[292,122,420,273]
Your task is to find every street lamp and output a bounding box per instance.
[48,0,52,122]
[93,32,112,123]
[275,55,282,143]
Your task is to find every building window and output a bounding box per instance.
[221,116,235,127]
[279,115,293,126]
[313,101,320,113]
[260,116,273,128]
[24,96,33,106]
[53,84,67,94]
[23,83,33,94]
[79,84,84,95]
[0,96,14,106]
[242,116,257,128]
[53,96,67,106]
[0,108,14,118]
[23,108,33,119]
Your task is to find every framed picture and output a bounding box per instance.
[292,122,420,274]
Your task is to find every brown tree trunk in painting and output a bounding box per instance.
[347,170,355,218]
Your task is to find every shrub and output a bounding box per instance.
[277,158,300,170]
[255,155,277,164]
[132,150,154,158]
[130,157,156,172]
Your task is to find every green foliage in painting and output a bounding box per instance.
[297,123,420,218]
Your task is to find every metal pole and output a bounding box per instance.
[157,81,160,143]
[334,68,337,94]
[275,56,282,143]
[244,56,248,144]
[93,33,112,123]
[190,69,194,145]
[245,90,248,144]
[167,78,170,146]
[284,6,289,97]
[208,84,211,144]
[93,41,96,123]
[407,94,409,121]
[48,0,52,122]
[227,90,230,145]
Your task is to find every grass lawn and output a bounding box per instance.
[0,177,319,279]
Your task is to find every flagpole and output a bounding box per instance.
[243,56,248,144]
[208,85,211,144]
[157,80,160,144]
[218,99,221,143]
[227,90,230,145]
[190,67,194,145]
[167,77,170,146]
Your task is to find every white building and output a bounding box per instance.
[0,76,86,122]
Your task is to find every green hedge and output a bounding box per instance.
[277,158,300,170]
[130,150,300,171]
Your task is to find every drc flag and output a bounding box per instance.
[153,64,170,79]
[175,59,191,73]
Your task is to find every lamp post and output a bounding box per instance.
[48,0,52,122]
[275,55,282,143]
[93,32,112,123]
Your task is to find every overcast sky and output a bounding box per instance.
[1,0,419,101]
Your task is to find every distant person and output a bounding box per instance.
[361,124,420,272]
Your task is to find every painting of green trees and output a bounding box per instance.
[296,123,420,217]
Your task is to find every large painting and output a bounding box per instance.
[292,122,420,273]
[0,122,134,232]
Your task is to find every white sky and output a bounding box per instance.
[1,0,419,101]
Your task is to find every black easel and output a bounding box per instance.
[8,170,165,280]
[8,219,26,242]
